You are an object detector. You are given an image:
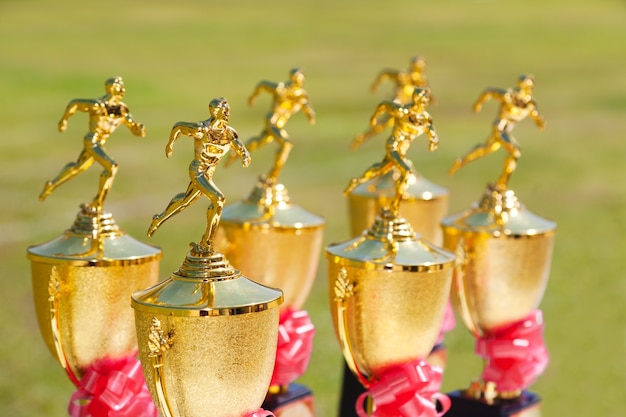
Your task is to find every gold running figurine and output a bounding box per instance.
[352,56,432,150]
[449,74,546,188]
[39,77,146,212]
[147,98,251,251]
[345,87,439,216]
[226,68,315,184]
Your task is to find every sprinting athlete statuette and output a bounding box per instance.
[39,76,146,212]
[28,77,160,416]
[449,74,546,189]
[226,68,315,185]
[133,97,282,417]
[442,75,555,417]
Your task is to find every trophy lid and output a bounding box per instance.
[220,178,325,230]
[27,207,161,266]
[327,209,455,271]
[441,184,556,237]
[131,247,283,317]
[349,170,448,201]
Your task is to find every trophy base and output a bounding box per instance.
[445,390,541,417]
[263,383,314,417]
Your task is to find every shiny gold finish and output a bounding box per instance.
[347,170,448,243]
[135,98,283,417]
[226,68,315,184]
[353,56,432,149]
[326,210,454,383]
[132,245,283,417]
[449,75,546,188]
[148,98,251,250]
[345,88,439,216]
[39,77,146,213]
[27,206,161,380]
[442,184,556,336]
[217,177,325,310]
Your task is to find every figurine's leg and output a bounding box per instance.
[196,172,225,248]
[267,128,292,182]
[495,133,521,188]
[89,146,118,211]
[147,182,201,237]
[344,158,393,195]
[449,136,500,175]
[389,154,413,215]
[39,150,94,201]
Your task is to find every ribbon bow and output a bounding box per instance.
[68,354,157,417]
[270,308,316,387]
[476,309,549,392]
[356,360,450,417]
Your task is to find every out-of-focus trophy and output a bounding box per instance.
[443,75,555,417]
[133,97,283,417]
[218,69,324,417]
[327,87,455,417]
[27,77,160,416]
[341,59,455,416]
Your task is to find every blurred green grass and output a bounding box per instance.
[1,0,625,416]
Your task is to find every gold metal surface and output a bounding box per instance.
[136,98,283,416]
[217,177,325,310]
[345,88,439,216]
[148,97,251,251]
[28,207,161,380]
[442,184,556,335]
[39,77,146,213]
[326,210,454,382]
[353,56,432,149]
[347,170,448,243]
[449,75,546,188]
[226,68,315,184]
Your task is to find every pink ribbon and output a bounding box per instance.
[68,354,157,417]
[476,309,549,392]
[434,302,456,346]
[246,409,275,417]
[355,360,451,417]
[270,308,316,387]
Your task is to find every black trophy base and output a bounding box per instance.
[263,383,314,417]
[445,390,541,417]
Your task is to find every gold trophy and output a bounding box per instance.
[443,75,555,417]
[328,87,455,417]
[27,77,161,416]
[220,69,323,417]
[134,97,283,417]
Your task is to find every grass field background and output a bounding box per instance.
[1,0,624,416]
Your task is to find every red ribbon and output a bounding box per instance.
[270,308,316,387]
[435,302,456,346]
[68,354,157,417]
[355,360,451,417]
[476,309,549,392]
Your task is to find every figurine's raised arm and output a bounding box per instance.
[529,100,546,130]
[473,88,506,113]
[166,122,204,158]
[369,100,400,127]
[370,69,399,93]
[228,128,251,167]
[58,99,97,132]
[248,81,279,106]
[122,106,146,138]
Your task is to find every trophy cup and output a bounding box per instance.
[219,69,323,417]
[327,87,455,417]
[443,75,555,416]
[27,77,160,416]
[133,97,283,417]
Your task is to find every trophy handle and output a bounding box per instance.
[48,269,80,386]
[148,317,175,417]
[452,237,481,337]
